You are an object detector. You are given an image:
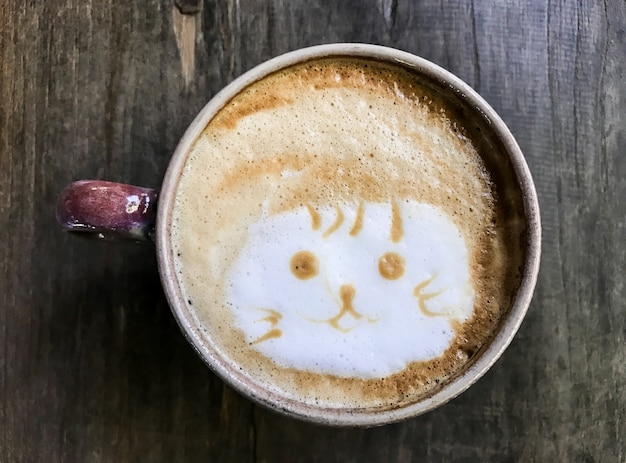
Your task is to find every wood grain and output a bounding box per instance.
[1,0,624,461]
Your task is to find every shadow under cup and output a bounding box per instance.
[152,45,540,426]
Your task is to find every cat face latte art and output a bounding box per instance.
[229,200,474,379]
[170,56,526,411]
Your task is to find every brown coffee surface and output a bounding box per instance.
[170,57,525,410]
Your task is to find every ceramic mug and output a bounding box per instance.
[57,44,541,426]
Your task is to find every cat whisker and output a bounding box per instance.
[252,308,283,344]
[256,308,283,326]
[252,328,282,344]
[414,274,450,318]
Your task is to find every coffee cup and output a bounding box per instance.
[57,43,541,426]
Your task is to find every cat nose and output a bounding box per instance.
[339,284,355,305]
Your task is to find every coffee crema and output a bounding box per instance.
[170,58,522,410]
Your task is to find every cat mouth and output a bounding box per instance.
[318,277,453,329]
[308,284,380,333]
[252,277,458,344]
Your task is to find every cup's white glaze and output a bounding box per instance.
[155,43,541,427]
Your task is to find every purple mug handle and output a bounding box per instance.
[56,180,158,241]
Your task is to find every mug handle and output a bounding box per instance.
[56,180,158,241]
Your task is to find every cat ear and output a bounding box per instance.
[390,199,403,242]
[305,204,322,231]
[322,205,344,238]
[349,200,364,236]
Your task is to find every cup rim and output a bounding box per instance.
[156,43,541,427]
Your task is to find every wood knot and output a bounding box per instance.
[175,0,201,15]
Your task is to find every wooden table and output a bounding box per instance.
[1,1,624,461]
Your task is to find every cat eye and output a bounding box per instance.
[378,252,405,280]
[290,250,319,280]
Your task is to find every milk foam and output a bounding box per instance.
[170,58,511,408]
[227,201,474,378]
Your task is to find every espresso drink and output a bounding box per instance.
[170,58,522,410]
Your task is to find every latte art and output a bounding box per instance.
[228,201,475,378]
[170,57,520,409]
